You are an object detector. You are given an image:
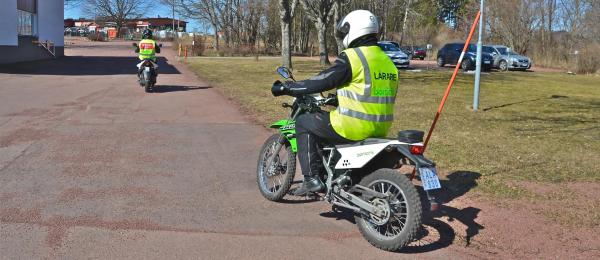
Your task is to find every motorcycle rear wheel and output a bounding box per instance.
[355,168,422,252]
[256,134,296,201]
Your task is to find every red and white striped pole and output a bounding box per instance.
[410,11,481,180]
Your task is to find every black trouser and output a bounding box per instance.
[295,111,352,176]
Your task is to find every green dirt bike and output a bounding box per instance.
[256,67,443,252]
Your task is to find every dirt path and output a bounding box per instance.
[2,40,597,259]
[0,41,467,259]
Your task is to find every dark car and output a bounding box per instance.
[437,43,493,71]
[401,46,427,60]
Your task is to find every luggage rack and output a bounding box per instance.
[32,40,56,58]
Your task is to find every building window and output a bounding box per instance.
[17,0,37,36]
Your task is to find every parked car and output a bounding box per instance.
[378,41,410,68]
[485,45,532,71]
[437,43,493,71]
[401,46,427,60]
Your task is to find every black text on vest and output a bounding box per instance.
[373,71,398,81]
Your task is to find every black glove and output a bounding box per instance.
[271,80,290,97]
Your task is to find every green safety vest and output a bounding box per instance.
[138,39,157,60]
[330,46,399,141]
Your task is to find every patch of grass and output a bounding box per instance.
[187,57,600,198]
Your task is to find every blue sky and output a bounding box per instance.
[64,5,203,32]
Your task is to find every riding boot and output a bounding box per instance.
[293,175,324,196]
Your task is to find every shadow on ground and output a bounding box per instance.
[317,170,484,253]
[483,95,568,111]
[152,86,212,93]
[0,56,180,75]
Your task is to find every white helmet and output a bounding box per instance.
[336,10,379,49]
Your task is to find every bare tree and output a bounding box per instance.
[487,0,540,54]
[85,0,148,37]
[300,0,336,65]
[180,0,224,50]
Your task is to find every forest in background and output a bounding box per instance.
[68,0,600,73]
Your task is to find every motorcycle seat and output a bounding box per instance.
[334,138,394,149]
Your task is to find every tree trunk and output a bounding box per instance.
[279,0,298,69]
[399,0,412,45]
[281,22,292,68]
[213,24,220,50]
[332,0,344,54]
[317,20,330,65]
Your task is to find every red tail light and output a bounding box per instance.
[410,145,424,155]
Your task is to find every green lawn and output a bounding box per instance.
[187,57,600,198]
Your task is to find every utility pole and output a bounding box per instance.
[172,3,176,38]
[473,0,484,111]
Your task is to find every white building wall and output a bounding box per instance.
[0,0,18,46]
[38,0,64,47]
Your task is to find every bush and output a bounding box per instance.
[173,35,208,57]
[87,32,105,42]
[575,45,600,74]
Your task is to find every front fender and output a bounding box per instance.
[270,119,293,129]
[269,119,297,153]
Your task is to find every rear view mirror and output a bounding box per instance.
[276,66,294,80]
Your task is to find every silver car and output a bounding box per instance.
[378,41,410,68]
[485,45,532,71]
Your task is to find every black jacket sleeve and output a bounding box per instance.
[286,53,352,95]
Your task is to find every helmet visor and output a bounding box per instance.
[335,20,350,39]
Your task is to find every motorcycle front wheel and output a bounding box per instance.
[256,134,296,201]
[355,168,422,252]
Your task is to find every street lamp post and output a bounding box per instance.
[473,0,484,111]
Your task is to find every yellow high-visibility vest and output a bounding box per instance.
[330,46,399,141]
[138,39,157,61]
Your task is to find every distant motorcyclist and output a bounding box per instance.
[134,29,161,77]
[271,10,399,196]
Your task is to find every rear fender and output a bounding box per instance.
[143,69,152,83]
[334,142,397,169]
[396,144,435,168]
[269,119,297,153]
[334,141,435,169]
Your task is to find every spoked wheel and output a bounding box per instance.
[256,134,296,201]
[355,169,422,252]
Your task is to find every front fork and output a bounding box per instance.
[264,135,286,176]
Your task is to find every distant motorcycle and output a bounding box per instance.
[256,67,443,251]
[132,42,162,93]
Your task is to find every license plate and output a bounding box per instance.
[484,60,491,64]
[420,167,441,191]
[144,67,151,72]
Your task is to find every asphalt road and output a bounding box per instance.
[0,41,462,259]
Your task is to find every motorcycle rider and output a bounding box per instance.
[134,29,161,78]
[271,10,399,196]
